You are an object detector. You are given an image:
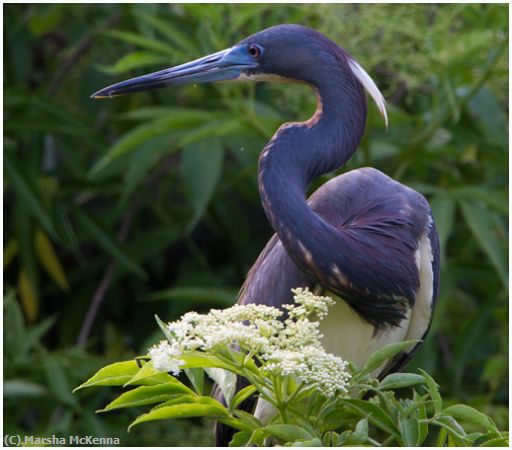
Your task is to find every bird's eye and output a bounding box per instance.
[248,44,263,59]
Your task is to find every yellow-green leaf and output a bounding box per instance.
[4,239,19,269]
[128,401,228,430]
[34,229,69,291]
[18,269,38,322]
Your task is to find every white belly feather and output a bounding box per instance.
[254,230,435,423]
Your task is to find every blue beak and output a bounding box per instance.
[91,45,258,99]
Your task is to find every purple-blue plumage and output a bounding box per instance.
[91,23,440,447]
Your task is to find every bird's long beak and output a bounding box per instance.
[91,45,258,99]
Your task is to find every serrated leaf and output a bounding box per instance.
[379,373,425,390]
[99,382,194,412]
[128,401,228,430]
[34,229,69,291]
[179,352,231,370]
[185,368,204,395]
[124,361,176,386]
[74,361,140,391]
[72,208,147,280]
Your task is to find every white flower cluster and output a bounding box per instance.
[148,287,350,397]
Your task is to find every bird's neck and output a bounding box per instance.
[258,75,366,233]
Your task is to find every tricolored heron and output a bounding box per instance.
[93,24,440,445]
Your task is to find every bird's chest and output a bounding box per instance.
[318,292,411,377]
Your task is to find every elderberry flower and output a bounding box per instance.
[148,287,351,396]
[148,341,184,375]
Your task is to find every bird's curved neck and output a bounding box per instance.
[259,73,366,223]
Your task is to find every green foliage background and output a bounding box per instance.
[4,3,508,446]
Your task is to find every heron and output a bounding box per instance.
[93,24,440,445]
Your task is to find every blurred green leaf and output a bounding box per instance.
[99,51,170,75]
[103,29,175,55]
[181,138,224,230]
[5,154,58,240]
[4,379,47,398]
[34,229,69,291]
[459,201,507,286]
[72,208,147,280]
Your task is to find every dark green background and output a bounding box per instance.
[4,4,508,446]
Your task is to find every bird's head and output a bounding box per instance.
[92,24,386,126]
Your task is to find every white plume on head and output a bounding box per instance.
[347,58,388,129]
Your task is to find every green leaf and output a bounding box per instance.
[429,194,455,258]
[3,379,47,398]
[360,340,419,377]
[180,352,231,370]
[145,286,237,306]
[345,418,369,445]
[379,373,425,390]
[44,356,77,408]
[154,314,174,342]
[99,51,169,75]
[290,438,323,446]
[103,29,175,55]
[399,416,419,447]
[418,369,442,414]
[4,154,57,239]
[128,401,228,430]
[99,382,194,412]
[415,391,429,446]
[231,385,257,410]
[263,424,315,443]
[229,431,252,447]
[72,208,147,280]
[74,361,140,391]
[181,138,225,231]
[185,368,205,395]
[459,201,507,286]
[442,404,497,432]
[18,269,39,322]
[125,361,176,386]
[90,111,211,174]
[340,398,399,437]
[467,87,507,149]
[34,229,69,291]
[433,415,467,439]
